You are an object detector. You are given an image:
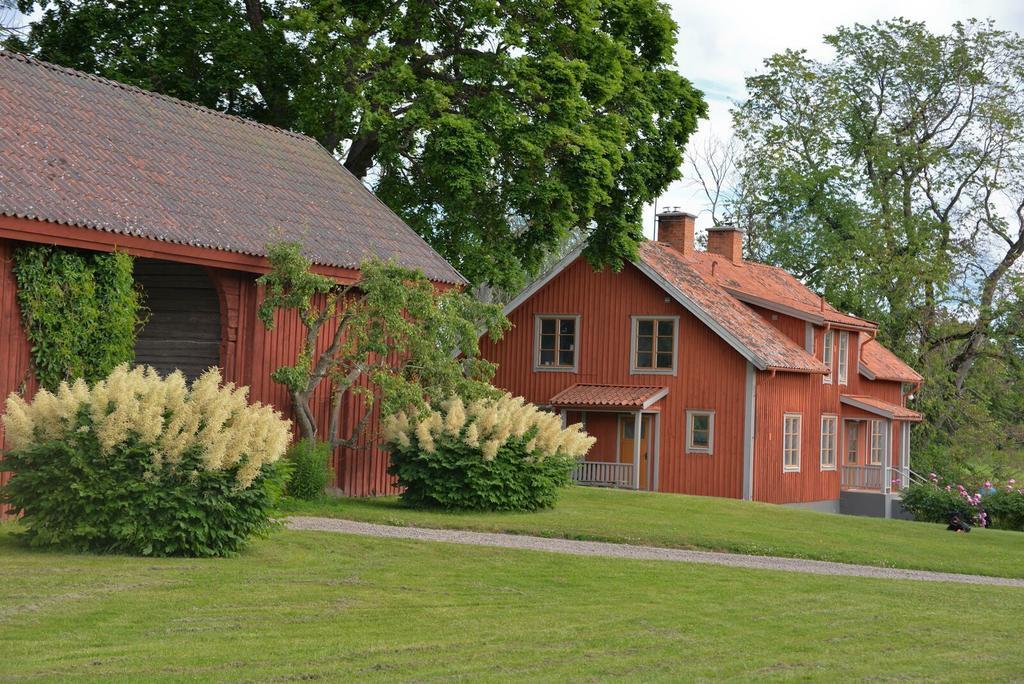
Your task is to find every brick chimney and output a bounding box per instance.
[706,225,744,263]
[656,210,696,255]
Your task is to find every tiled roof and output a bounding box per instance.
[0,50,464,284]
[840,395,922,422]
[682,251,875,330]
[550,384,668,409]
[637,242,828,373]
[859,338,923,384]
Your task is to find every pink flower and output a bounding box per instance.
[1010,479,1016,485]
[946,485,952,492]
[985,481,992,488]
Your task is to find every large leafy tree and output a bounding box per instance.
[731,19,1024,472]
[10,0,705,290]
[256,243,509,450]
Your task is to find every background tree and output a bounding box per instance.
[0,0,26,36]
[10,0,706,290]
[731,19,1024,475]
[257,243,509,450]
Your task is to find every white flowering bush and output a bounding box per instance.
[1,365,292,556]
[382,394,595,511]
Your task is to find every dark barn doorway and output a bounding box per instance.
[133,259,221,380]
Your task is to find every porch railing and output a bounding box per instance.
[841,464,884,491]
[572,461,634,489]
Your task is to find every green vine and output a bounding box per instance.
[12,246,146,391]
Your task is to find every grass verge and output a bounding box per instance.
[1,525,1022,682]
[280,485,1024,578]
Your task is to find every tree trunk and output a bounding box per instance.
[344,131,380,179]
[291,388,318,444]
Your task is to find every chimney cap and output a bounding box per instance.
[656,207,697,218]
[707,224,744,233]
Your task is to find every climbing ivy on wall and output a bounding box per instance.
[12,246,145,390]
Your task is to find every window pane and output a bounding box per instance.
[539,349,555,365]
[636,352,652,368]
[637,320,654,336]
[657,335,673,352]
[540,333,556,351]
[558,334,574,351]
[658,320,674,337]
[623,421,634,439]
[692,415,709,432]
[558,350,574,366]
[541,319,556,335]
[656,352,673,368]
[637,336,653,353]
[560,319,575,335]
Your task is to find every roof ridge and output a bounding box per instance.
[0,48,317,146]
[683,244,875,326]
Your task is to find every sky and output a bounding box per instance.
[647,0,1024,237]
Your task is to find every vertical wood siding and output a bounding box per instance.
[0,240,37,518]
[479,259,749,499]
[211,273,398,497]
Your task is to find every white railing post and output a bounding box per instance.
[632,411,642,490]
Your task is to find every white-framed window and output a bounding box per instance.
[686,410,715,454]
[534,315,579,372]
[630,316,678,375]
[869,420,885,465]
[820,415,837,470]
[837,331,849,385]
[783,413,802,472]
[822,329,834,384]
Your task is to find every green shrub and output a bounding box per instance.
[383,395,595,511]
[901,482,974,524]
[984,489,1024,531]
[1,365,292,556]
[902,476,1024,532]
[285,439,331,500]
[13,245,145,390]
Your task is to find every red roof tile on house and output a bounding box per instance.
[859,338,923,383]
[840,394,922,422]
[637,242,828,373]
[0,50,464,284]
[550,384,668,409]
[681,251,875,330]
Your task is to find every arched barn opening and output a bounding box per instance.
[133,259,222,380]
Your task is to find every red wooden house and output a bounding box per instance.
[0,50,464,505]
[479,210,924,517]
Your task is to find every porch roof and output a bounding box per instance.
[550,383,668,410]
[840,395,923,422]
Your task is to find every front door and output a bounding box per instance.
[619,414,654,489]
[845,422,860,464]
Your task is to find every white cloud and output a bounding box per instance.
[643,0,1024,236]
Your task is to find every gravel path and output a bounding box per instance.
[285,516,1024,587]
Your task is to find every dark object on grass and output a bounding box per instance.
[947,512,972,533]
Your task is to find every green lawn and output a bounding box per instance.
[281,486,1024,578]
[1,525,1022,682]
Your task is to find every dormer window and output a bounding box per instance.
[838,331,849,385]
[534,315,579,372]
[822,329,834,384]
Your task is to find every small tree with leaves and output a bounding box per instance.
[256,242,509,450]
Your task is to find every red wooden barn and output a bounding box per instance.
[479,210,924,517]
[0,50,465,505]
